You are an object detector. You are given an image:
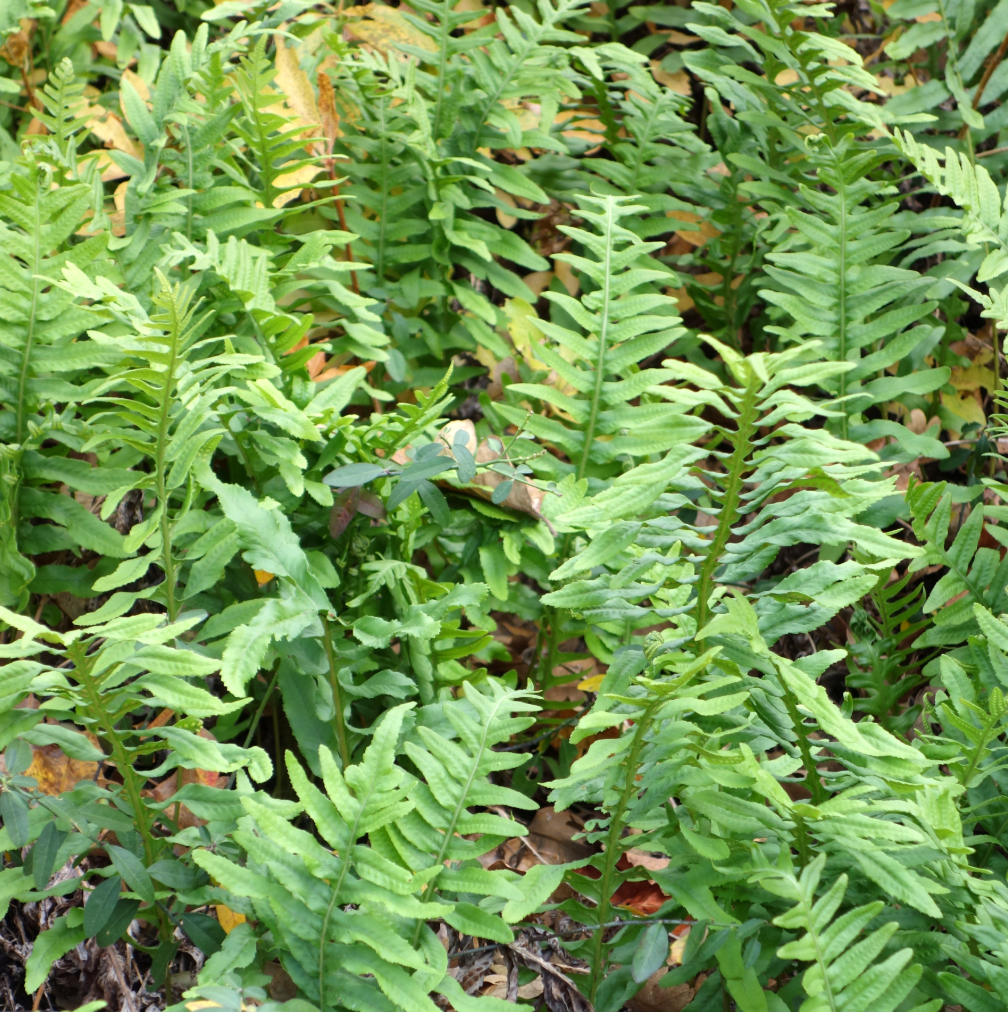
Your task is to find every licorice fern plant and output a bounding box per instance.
[192,687,557,1010]
[0,606,270,989]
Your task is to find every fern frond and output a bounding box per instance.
[495,192,703,485]
[763,855,928,1012]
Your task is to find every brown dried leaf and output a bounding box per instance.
[26,743,99,795]
[666,208,720,247]
[317,70,342,147]
[450,949,497,995]
[626,969,693,1012]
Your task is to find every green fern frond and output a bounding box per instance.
[761,854,934,1012]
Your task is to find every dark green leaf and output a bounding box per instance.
[84,875,122,938]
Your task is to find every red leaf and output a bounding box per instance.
[329,486,360,539]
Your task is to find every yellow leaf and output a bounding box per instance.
[273,36,321,129]
[344,4,438,54]
[949,364,996,392]
[667,208,721,248]
[254,570,275,585]
[216,904,247,934]
[87,107,143,159]
[667,286,695,314]
[941,391,985,433]
[505,298,550,371]
[495,188,517,229]
[554,259,579,297]
[669,927,690,965]
[272,164,325,206]
[577,673,605,691]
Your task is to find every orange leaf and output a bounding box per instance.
[216,904,247,934]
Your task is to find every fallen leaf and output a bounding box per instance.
[610,877,669,915]
[663,29,700,43]
[344,4,438,54]
[496,189,518,229]
[25,743,98,795]
[470,437,545,518]
[554,259,579,296]
[905,407,941,435]
[216,904,247,934]
[624,848,671,873]
[518,977,545,999]
[265,961,298,1002]
[522,271,553,297]
[949,364,996,392]
[650,62,691,94]
[626,969,693,1012]
[941,390,985,433]
[667,209,720,247]
[668,924,690,966]
[88,108,143,159]
[438,419,478,457]
[450,949,497,995]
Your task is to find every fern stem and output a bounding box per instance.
[69,643,174,977]
[155,286,182,622]
[577,207,615,483]
[695,375,761,628]
[836,154,849,440]
[431,12,451,142]
[15,186,43,447]
[318,785,373,1009]
[183,123,194,242]
[322,612,352,769]
[781,682,826,805]
[587,702,657,1005]
[793,880,840,1012]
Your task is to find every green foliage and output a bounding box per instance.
[7,6,1008,1011]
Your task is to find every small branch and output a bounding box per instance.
[974,28,1008,109]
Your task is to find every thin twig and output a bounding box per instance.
[975,28,1008,109]
[107,945,139,1012]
